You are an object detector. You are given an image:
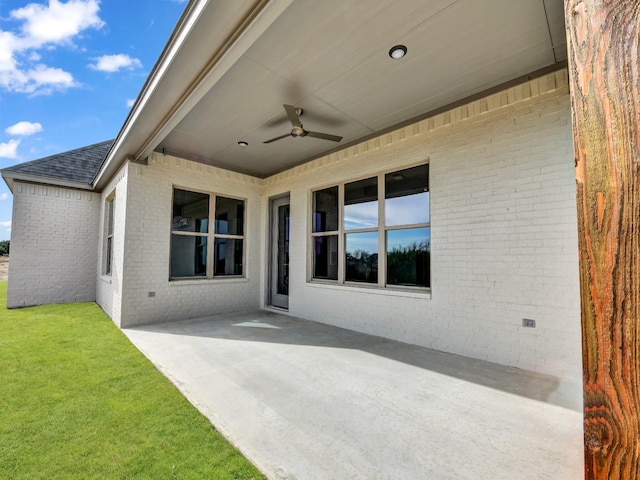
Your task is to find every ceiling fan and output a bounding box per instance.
[263,104,343,144]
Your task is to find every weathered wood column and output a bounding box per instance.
[565,1,640,478]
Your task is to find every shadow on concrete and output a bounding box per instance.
[128,310,583,412]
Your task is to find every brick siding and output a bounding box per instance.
[7,182,100,308]
[9,69,581,379]
[263,69,581,379]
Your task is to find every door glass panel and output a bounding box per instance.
[344,177,378,230]
[277,205,289,295]
[386,227,430,287]
[313,235,338,280]
[345,231,378,283]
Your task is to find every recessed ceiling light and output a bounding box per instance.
[389,45,407,59]
[237,141,249,147]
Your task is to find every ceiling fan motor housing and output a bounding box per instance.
[263,104,342,143]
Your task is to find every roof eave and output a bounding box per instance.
[1,170,94,192]
[91,0,293,190]
[2,175,13,193]
[91,0,209,189]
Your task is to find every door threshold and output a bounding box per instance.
[264,305,289,313]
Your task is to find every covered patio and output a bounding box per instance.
[125,311,583,479]
[3,0,637,476]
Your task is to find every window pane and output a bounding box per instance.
[387,228,430,287]
[170,234,207,277]
[105,236,113,275]
[385,164,429,226]
[107,199,114,235]
[345,231,378,283]
[215,196,244,235]
[344,177,378,230]
[385,164,428,198]
[313,186,339,232]
[313,235,338,280]
[214,238,243,276]
[385,192,430,226]
[172,189,209,233]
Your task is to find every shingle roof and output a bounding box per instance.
[2,139,114,186]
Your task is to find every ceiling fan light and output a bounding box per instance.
[389,45,407,59]
[237,141,249,147]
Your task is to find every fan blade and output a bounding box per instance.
[263,133,291,144]
[306,131,343,142]
[283,104,303,128]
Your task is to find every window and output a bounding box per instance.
[104,196,115,276]
[311,164,430,289]
[312,186,339,280]
[170,188,245,279]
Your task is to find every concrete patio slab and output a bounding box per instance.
[124,311,584,480]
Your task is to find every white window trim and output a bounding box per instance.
[309,161,430,291]
[170,186,247,281]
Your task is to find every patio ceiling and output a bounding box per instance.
[98,0,567,184]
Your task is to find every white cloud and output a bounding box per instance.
[11,0,104,48]
[0,220,11,233]
[0,193,8,201]
[0,0,103,95]
[5,121,43,136]
[1,62,77,95]
[89,54,142,73]
[24,64,76,93]
[0,139,21,159]
[126,98,135,108]
[0,31,19,74]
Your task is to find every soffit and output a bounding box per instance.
[153,0,568,178]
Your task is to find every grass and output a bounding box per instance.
[0,282,264,479]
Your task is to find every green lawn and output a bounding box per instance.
[0,282,264,479]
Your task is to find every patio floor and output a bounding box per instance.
[124,310,584,480]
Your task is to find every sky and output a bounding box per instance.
[0,0,188,240]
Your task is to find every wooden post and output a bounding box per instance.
[565,1,640,478]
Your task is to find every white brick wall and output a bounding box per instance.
[116,156,263,327]
[7,182,100,308]
[263,69,581,379]
[14,68,578,380]
[8,71,581,379]
[95,163,128,326]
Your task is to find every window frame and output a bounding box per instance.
[309,161,430,291]
[311,185,340,281]
[103,195,115,276]
[170,187,246,281]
